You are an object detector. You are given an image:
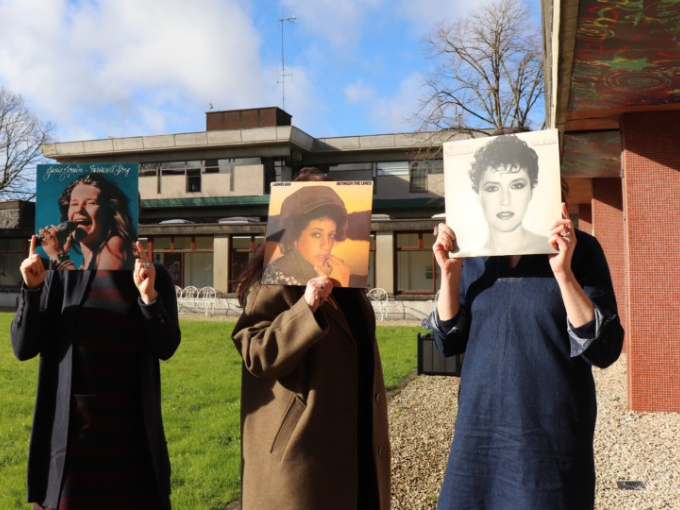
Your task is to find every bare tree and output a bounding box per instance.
[0,88,53,200]
[413,0,544,141]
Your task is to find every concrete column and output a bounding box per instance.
[375,232,394,295]
[621,111,680,412]
[213,234,230,294]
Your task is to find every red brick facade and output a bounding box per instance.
[621,111,680,413]
[591,179,626,346]
[578,204,592,234]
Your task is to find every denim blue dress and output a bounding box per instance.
[428,231,624,510]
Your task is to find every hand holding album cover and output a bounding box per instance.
[35,163,139,270]
[443,129,562,257]
[262,181,374,288]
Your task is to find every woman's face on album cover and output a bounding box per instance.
[478,166,533,233]
[293,217,338,267]
[68,183,106,244]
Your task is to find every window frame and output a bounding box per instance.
[394,231,439,295]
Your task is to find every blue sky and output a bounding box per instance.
[0,0,541,143]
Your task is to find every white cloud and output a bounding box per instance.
[396,0,477,36]
[397,0,542,37]
[280,0,383,50]
[369,71,425,133]
[0,0,276,140]
[344,80,376,104]
[0,0,490,142]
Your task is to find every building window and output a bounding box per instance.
[140,163,161,194]
[329,162,373,181]
[0,238,26,287]
[395,232,438,294]
[409,162,428,193]
[149,235,213,288]
[187,168,201,192]
[273,159,292,183]
[229,235,264,292]
[328,162,375,193]
[376,161,409,176]
[149,158,263,194]
[161,161,186,176]
[427,159,444,174]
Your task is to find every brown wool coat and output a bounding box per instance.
[232,283,391,510]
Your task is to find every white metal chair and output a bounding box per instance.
[197,286,217,315]
[367,287,388,321]
[179,286,198,311]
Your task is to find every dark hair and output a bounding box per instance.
[297,167,331,181]
[469,135,539,194]
[236,167,332,305]
[58,173,135,259]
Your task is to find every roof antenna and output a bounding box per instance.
[278,15,296,111]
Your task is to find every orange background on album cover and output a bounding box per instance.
[264,181,374,285]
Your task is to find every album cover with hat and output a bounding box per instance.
[35,163,139,270]
[263,181,374,288]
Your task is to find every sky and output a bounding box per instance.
[0,0,541,144]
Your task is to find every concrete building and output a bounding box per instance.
[3,107,466,319]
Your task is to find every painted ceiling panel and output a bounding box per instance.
[561,131,621,178]
[570,0,680,111]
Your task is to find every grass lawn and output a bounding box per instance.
[0,312,424,509]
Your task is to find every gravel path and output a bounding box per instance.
[389,353,680,509]
[206,313,679,509]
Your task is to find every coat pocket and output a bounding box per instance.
[270,395,305,462]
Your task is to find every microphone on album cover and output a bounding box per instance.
[37,221,79,244]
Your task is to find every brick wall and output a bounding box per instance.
[591,179,626,348]
[622,111,680,413]
[578,203,592,234]
[206,107,292,131]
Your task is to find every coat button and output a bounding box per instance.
[375,392,380,402]
[378,445,383,456]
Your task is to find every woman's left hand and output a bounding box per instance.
[133,241,158,304]
[549,202,576,278]
[316,254,350,287]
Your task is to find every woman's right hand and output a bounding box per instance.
[304,275,333,312]
[20,236,46,290]
[433,224,464,321]
[433,224,463,275]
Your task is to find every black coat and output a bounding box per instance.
[10,263,181,509]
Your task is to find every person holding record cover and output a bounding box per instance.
[423,197,624,509]
[10,237,180,509]
[261,183,352,287]
[232,167,390,510]
[38,172,136,270]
